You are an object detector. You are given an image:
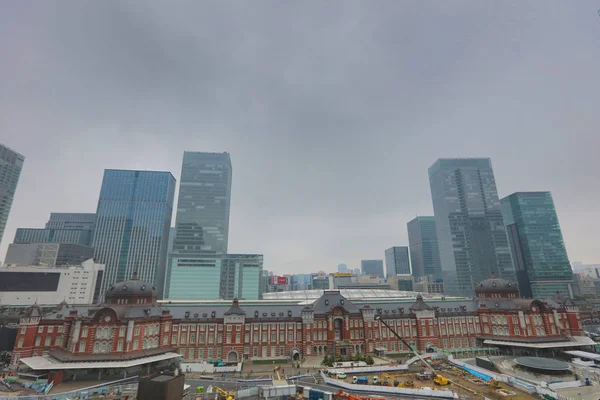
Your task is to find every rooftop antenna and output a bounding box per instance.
[132,270,138,280]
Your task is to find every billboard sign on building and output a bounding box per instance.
[270,276,288,285]
[333,272,353,277]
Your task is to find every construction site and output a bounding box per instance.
[323,358,537,400]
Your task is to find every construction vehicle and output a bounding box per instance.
[415,372,434,380]
[352,376,368,384]
[381,373,394,385]
[485,379,500,388]
[397,380,415,388]
[433,375,450,386]
[212,386,235,400]
[375,315,451,386]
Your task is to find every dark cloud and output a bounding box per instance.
[2,1,599,271]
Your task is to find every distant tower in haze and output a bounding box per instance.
[337,263,348,273]
[361,260,384,278]
[0,143,24,249]
[171,152,232,258]
[407,216,442,281]
[429,158,514,296]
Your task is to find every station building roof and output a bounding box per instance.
[514,357,570,371]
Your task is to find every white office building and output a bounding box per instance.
[0,259,105,305]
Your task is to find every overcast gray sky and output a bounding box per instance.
[1,1,599,273]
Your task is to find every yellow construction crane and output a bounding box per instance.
[213,386,235,400]
[375,315,451,387]
[274,365,283,381]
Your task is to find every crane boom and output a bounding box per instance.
[375,316,435,373]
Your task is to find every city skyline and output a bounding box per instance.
[2,2,600,273]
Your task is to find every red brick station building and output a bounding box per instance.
[11,276,595,378]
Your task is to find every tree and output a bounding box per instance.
[365,355,374,365]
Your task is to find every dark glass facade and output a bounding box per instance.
[407,216,442,281]
[0,271,60,292]
[501,192,573,298]
[15,228,92,246]
[429,158,515,296]
[92,170,175,298]
[384,247,411,277]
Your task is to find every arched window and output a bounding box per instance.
[17,338,24,348]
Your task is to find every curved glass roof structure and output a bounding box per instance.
[263,289,462,302]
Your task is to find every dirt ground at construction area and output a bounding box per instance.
[338,361,538,400]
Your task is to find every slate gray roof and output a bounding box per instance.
[106,279,157,298]
[409,295,432,311]
[308,291,360,314]
[224,303,246,315]
[167,303,305,320]
[475,277,517,292]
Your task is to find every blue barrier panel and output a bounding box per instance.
[462,366,491,381]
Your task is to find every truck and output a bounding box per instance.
[352,376,368,384]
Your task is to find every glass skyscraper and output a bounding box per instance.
[501,192,573,298]
[165,256,222,300]
[14,213,95,246]
[46,213,95,230]
[384,247,411,277]
[92,170,175,298]
[171,152,232,258]
[15,228,91,246]
[429,158,515,296]
[361,260,384,278]
[407,216,442,281]
[0,144,25,249]
[219,254,264,300]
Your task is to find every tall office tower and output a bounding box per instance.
[429,158,515,296]
[407,216,442,281]
[337,263,348,273]
[361,260,384,278]
[171,152,232,258]
[384,247,411,277]
[0,144,25,249]
[501,192,574,298]
[92,170,175,298]
[219,254,264,300]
